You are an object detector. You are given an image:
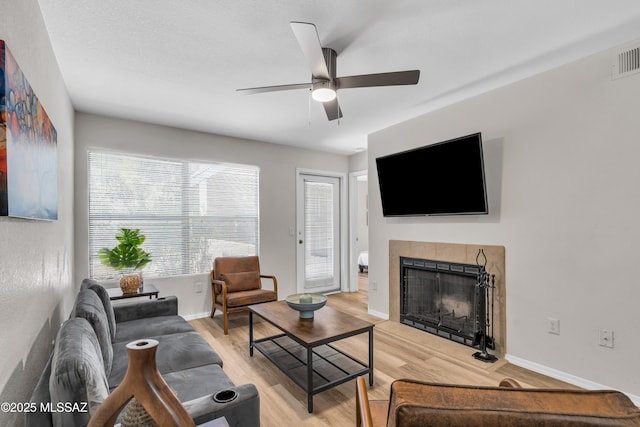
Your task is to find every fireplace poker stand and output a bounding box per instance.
[472,249,498,363]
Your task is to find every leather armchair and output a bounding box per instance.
[210,256,277,335]
[356,376,640,426]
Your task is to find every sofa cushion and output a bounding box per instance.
[108,332,223,389]
[216,289,276,307]
[81,278,116,342]
[73,289,113,375]
[220,271,261,292]
[113,296,179,323]
[114,315,194,343]
[49,318,109,427]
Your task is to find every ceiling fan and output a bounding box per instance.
[237,21,421,121]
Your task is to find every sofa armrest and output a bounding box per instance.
[182,383,260,427]
[113,296,178,323]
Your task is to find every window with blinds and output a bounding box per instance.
[88,151,259,280]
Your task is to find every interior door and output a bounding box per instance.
[296,173,341,294]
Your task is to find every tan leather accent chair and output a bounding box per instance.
[356,376,640,427]
[210,256,277,335]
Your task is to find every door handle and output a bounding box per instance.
[299,240,304,244]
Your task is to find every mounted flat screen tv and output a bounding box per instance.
[376,132,488,216]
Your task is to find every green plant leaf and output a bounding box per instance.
[115,228,145,246]
[98,228,152,271]
[98,248,113,266]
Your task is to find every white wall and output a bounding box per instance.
[74,113,349,317]
[0,1,75,424]
[368,42,640,398]
[349,150,367,172]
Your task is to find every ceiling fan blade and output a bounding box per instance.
[290,21,330,80]
[322,98,343,121]
[236,82,311,95]
[336,70,420,89]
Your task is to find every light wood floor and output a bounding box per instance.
[190,273,576,426]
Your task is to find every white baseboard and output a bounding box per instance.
[182,312,210,321]
[506,354,640,406]
[368,308,389,320]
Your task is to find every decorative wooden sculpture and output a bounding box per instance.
[88,339,195,427]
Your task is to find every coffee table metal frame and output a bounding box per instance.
[248,301,374,413]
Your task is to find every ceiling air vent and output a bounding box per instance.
[612,42,640,80]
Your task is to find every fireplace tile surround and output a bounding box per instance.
[389,240,506,357]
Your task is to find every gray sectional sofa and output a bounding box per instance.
[27,279,260,426]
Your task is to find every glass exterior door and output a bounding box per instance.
[296,174,341,293]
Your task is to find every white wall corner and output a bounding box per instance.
[182,312,211,321]
[368,308,389,320]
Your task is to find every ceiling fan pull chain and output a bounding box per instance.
[308,89,312,127]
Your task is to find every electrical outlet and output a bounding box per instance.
[548,317,560,335]
[371,280,377,290]
[599,329,614,348]
[195,281,203,293]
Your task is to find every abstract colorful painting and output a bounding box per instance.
[1,40,58,220]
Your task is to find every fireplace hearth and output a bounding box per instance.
[400,256,495,352]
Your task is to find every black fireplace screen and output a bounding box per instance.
[400,257,486,347]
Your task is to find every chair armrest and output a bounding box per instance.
[210,270,225,295]
[356,376,374,427]
[499,378,522,388]
[260,274,278,295]
[211,279,227,298]
[113,296,178,323]
[356,376,389,427]
[182,383,260,426]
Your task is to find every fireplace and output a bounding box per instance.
[400,256,490,348]
[389,241,506,357]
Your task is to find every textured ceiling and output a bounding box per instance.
[37,0,640,154]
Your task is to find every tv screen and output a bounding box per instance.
[376,133,488,216]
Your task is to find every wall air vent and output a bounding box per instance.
[612,42,640,80]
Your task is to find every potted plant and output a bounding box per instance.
[98,228,152,293]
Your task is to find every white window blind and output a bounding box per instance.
[304,181,334,281]
[88,151,259,280]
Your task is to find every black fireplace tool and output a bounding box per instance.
[472,249,498,363]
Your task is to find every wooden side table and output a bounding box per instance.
[107,283,159,300]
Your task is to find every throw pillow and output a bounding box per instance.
[220,271,260,292]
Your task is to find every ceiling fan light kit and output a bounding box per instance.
[311,81,337,102]
[237,21,420,121]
